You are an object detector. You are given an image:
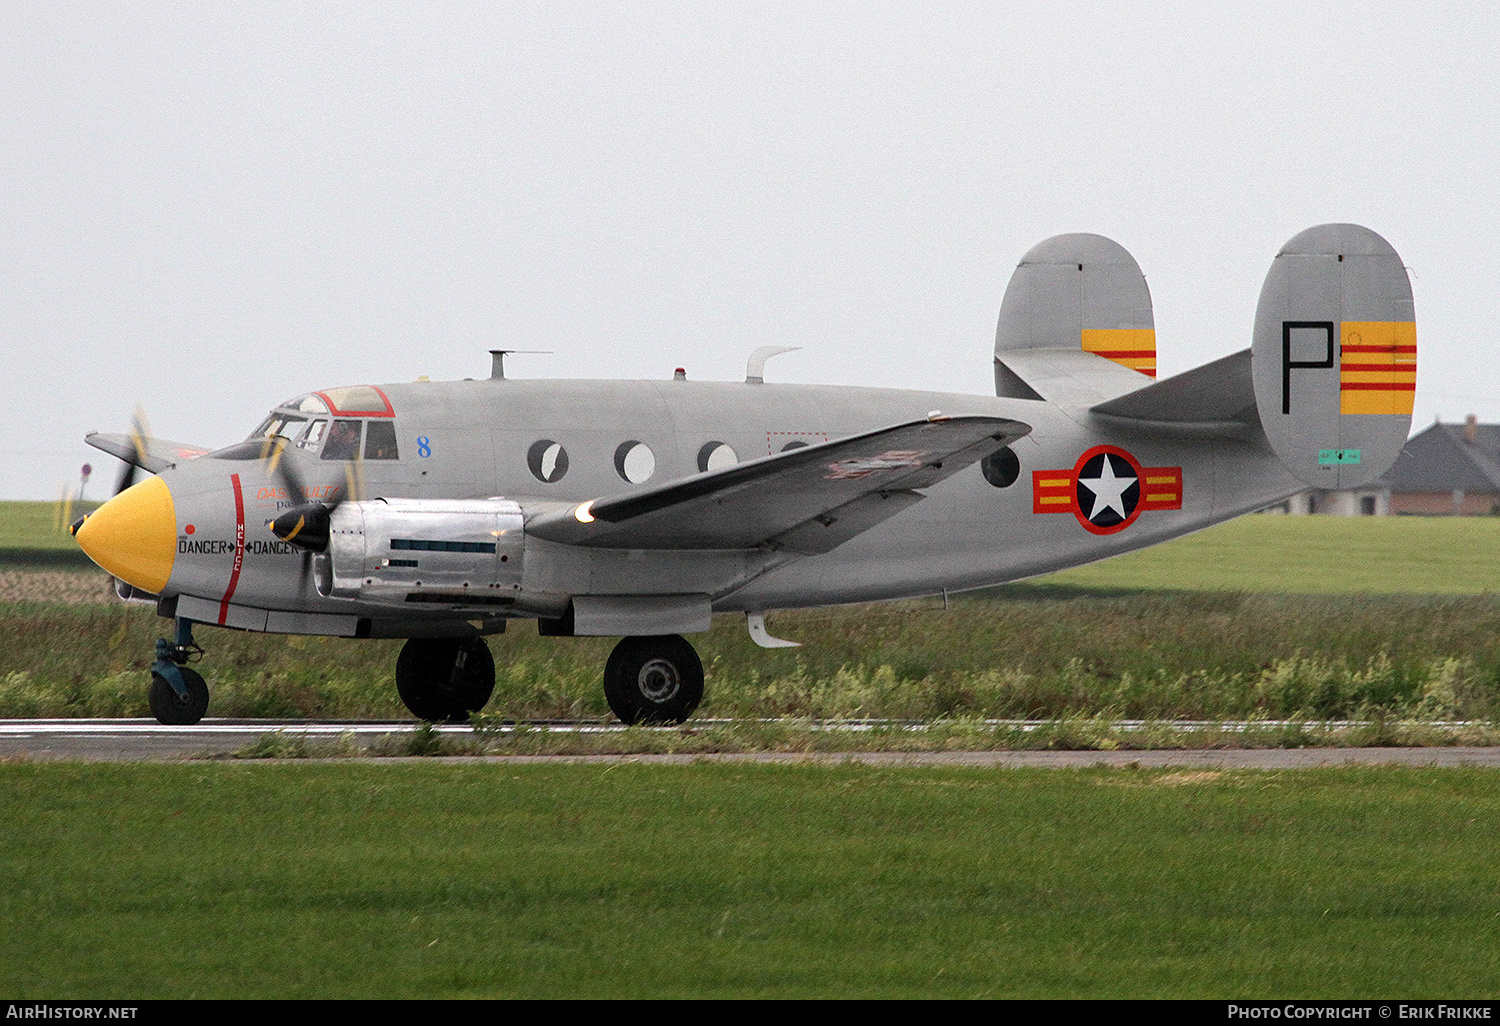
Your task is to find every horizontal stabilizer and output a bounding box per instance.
[526,415,1030,552]
[1089,349,1257,435]
[995,348,1155,407]
[86,432,210,475]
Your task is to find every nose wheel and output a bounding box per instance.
[149,667,209,725]
[148,618,210,725]
[395,637,496,722]
[603,635,704,725]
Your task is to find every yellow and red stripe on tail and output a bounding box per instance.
[1082,328,1156,378]
[1339,321,1416,416]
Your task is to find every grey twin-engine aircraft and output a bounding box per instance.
[73,223,1416,726]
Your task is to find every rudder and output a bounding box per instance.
[1251,224,1415,489]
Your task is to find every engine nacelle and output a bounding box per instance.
[317,498,526,608]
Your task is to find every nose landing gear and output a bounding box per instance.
[148,618,209,725]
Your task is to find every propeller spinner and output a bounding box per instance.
[263,437,363,552]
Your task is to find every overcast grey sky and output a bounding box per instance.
[2,1,1495,500]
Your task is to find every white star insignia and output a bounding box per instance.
[1078,456,1137,522]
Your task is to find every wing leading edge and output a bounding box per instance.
[85,432,211,474]
[526,415,1031,552]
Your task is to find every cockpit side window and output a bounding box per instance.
[364,421,399,460]
[247,414,306,442]
[322,420,363,461]
[298,419,329,450]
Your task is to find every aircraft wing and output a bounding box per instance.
[86,432,212,474]
[525,415,1030,552]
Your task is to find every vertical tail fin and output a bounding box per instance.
[1251,224,1415,489]
[995,233,1156,399]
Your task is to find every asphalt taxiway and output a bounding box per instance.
[4,719,1500,766]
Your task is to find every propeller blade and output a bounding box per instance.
[261,436,311,507]
[54,484,76,535]
[343,450,365,505]
[113,458,137,496]
[259,436,344,554]
[112,407,152,496]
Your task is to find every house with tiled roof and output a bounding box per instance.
[1382,416,1500,514]
[1283,416,1500,515]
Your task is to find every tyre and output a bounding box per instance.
[149,667,210,726]
[395,637,496,722]
[603,635,704,725]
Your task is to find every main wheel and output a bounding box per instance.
[149,667,209,726]
[395,637,496,722]
[603,635,704,725]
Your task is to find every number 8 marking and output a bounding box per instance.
[417,436,431,458]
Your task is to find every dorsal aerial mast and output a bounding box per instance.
[488,349,550,380]
[745,345,801,384]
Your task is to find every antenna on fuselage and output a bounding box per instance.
[745,346,801,384]
[488,349,551,380]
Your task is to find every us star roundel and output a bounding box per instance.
[1032,445,1182,535]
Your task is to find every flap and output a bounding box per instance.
[86,433,211,474]
[526,415,1030,551]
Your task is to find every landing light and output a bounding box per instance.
[574,501,595,524]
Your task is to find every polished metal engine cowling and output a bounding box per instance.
[317,498,525,606]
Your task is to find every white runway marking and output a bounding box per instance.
[1,719,1498,765]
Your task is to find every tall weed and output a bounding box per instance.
[7,593,1500,721]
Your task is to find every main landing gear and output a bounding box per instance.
[603,634,704,726]
[143,623,704,728]
[149,618,209,726]
[391,633,701,726]
[395,637,496,723]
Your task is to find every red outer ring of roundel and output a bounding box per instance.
[1072,444,1145,536]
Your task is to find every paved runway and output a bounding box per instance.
[0,719,458,761]
[4,718,1500,766]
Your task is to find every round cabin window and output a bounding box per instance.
[614,441,656,484]
[697,441,737,473]
[981,446,1021,488]
[527,440,569,483]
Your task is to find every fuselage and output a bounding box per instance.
[79,374,1302,638]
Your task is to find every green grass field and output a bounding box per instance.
[0,500,99,552]
[8,590,1500,723]
[6,505,1500,998]
[1038,514,1500,594]
[2,761,1497,999]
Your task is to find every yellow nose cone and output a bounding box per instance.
[75,476,177,594]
